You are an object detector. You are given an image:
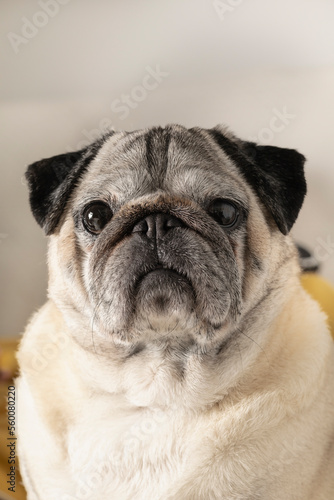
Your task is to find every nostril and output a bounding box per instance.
[132,219,149,233]
[165,216,185,229]
[156,214,184,238]
[131,213,185,239]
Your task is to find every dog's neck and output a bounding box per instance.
[63,273,297,411]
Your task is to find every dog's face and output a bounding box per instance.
[26,125,306,354]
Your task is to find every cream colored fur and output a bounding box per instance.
[17,127,334,499]
[17,276,334,500]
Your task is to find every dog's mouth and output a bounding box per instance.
[137,262,193,282]
[133,261,195,320]
[135,262,193,291]
[142,263,189,279]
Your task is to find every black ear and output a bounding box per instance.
[25,133,112,235]
[208,128,307,234]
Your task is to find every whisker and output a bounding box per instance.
[236,326,270,365]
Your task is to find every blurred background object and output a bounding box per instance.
[1,0,334,337]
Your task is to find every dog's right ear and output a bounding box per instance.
[25,134,112,235]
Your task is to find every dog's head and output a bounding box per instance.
[26,125,306,353]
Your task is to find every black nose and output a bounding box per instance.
[132,213,185,240]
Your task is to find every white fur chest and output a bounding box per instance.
[64,397,192,500]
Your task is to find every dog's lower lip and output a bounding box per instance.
[147,267,183,278]
[133,265,192,296]
[139,265,190,282]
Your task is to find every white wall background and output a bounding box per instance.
[1,0,334,336]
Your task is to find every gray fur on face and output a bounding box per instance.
[41,124,304,354]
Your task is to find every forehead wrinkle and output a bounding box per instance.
[168,166,249,207]
[95,127,172,193]
[166,128,230,178]
[81,130,150,192]
[94,126,177,191]
[74,125,250,209]
[164,132,249,205]
[99,134,144,168]
[79,164,152,202]
[144,126,171,188]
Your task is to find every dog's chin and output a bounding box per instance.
[134,269,197,334]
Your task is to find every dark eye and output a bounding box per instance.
[208,199,240,228]
[82,202,113,234]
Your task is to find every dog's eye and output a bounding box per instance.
[208,199,239,228]
[82,202,113,234]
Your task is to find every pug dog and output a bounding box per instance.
[17,125,334,500]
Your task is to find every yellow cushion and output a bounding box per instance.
[301,273,334,339]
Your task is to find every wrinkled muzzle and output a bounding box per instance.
[87,194,242,340]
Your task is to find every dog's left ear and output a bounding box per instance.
[208,127,307,234]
